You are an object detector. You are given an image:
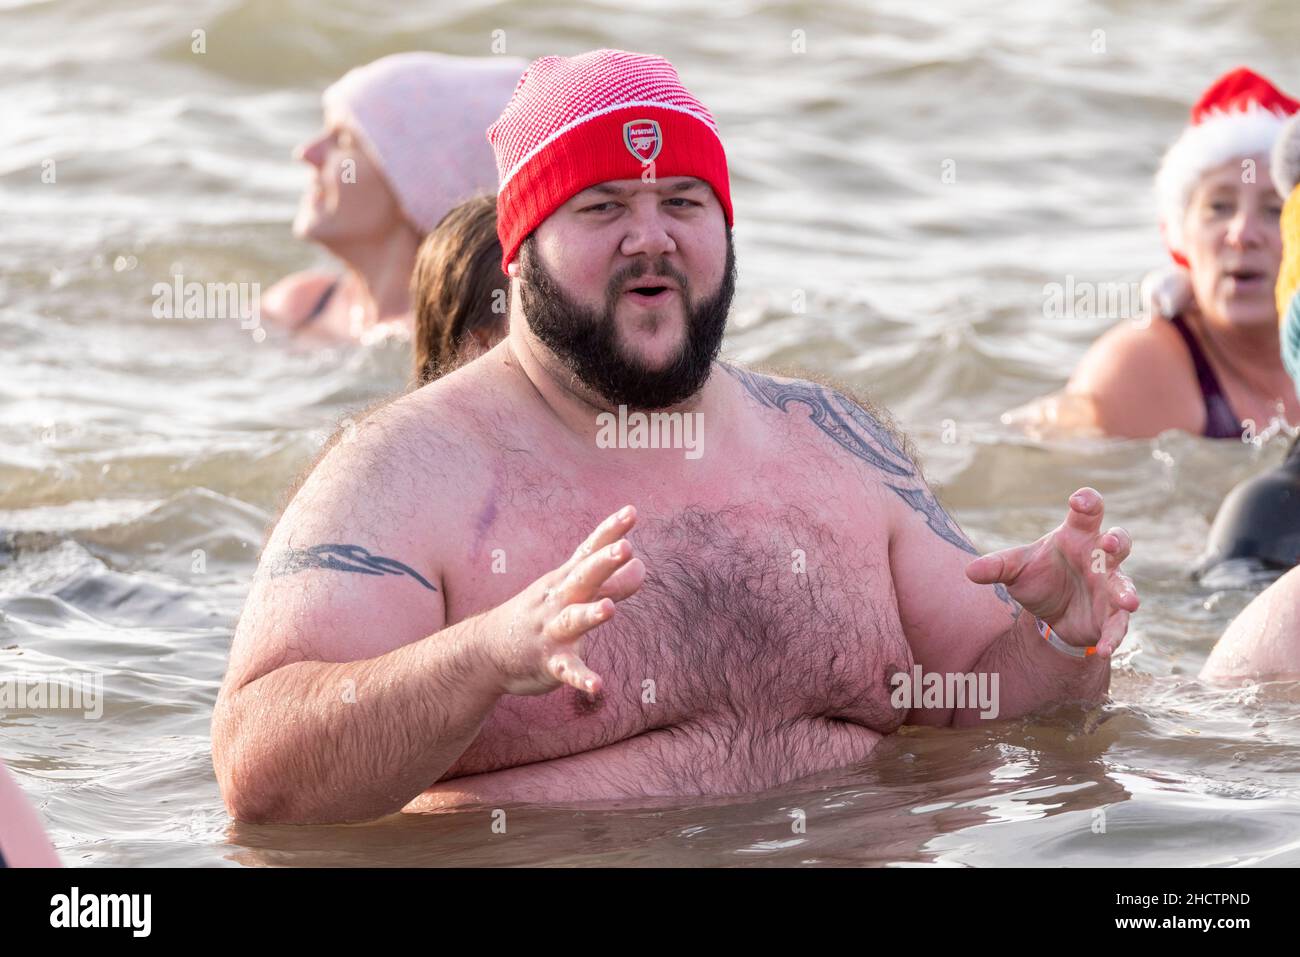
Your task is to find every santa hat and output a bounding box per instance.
[1156,67,1299,266]
[487,49,733,273]
[323,52,526,235]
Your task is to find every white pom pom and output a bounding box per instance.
[1271,113,1300,197]
[1141,265,1193,319]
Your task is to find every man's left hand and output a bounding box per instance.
[965,487,1139,658]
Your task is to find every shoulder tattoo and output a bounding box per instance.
[722,363,1015,612]
[265,543,438,593]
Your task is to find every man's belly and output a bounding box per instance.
[405,714,884,811]
[417,503,912,810]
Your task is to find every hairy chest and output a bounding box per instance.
[443,498,912,775]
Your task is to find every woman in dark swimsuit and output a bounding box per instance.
[1167,313,1245,439]
[1007,69,1297,441]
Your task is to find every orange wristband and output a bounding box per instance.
[1036,617,1098,658]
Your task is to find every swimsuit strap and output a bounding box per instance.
[1169,313,1243,440]
[296,277,340,331]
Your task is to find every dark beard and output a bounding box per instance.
[518,230,736,410]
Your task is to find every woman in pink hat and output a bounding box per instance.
[1009,68,1300,440]
[263,52,524,342]
[0,759,60,867]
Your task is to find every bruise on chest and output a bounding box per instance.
[449,503,913,776]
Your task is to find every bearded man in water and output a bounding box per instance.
[213,49,1140,824]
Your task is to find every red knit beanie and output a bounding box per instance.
[487,49,733,273]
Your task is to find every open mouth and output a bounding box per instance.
[1225,268,1266,283]
[624,285,675,301]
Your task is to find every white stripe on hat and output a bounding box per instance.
[496,99,724,194]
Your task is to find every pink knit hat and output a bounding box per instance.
[487,49,733,272]
[323,52,526,235]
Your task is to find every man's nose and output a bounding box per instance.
[619,205,677,259]
[294,132,329,168]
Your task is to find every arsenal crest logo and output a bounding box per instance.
[622,119,662,163]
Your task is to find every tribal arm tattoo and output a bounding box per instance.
[265,543,438,593]
[721,363,1016,614]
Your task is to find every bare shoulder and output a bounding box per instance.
[286,346,528,538]
[280,360,502,541]
[1075,316,1193,374]
[717,362,975,551]
[718,361,920,476]
[261,270,337,327]
[224,361,507,686]
[1066,318,1204,437]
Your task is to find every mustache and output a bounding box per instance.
[604,258,691,304]
[518,230,736,410]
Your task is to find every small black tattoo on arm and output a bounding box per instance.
[722,363,1017,616]
[266,544,438,592]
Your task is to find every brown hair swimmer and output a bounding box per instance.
[410,194,510,386]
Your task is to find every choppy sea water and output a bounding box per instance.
[3,0,1300,866]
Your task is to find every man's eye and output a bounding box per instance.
[582,202,619,213]
[665,197,700,208]
[1209,201,1234,214]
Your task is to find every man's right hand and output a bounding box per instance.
[487,505,646,697]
